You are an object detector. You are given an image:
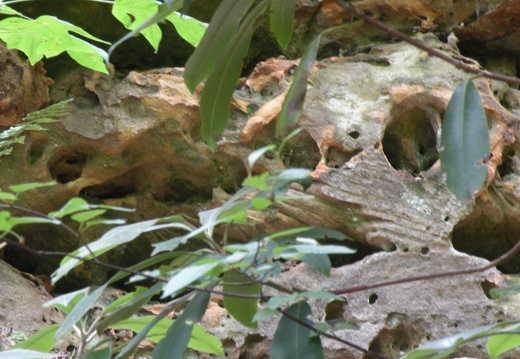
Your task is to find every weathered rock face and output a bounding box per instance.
[2,31,520,357]
[0,42,53,126]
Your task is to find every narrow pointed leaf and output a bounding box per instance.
[11,325,58,352]
[55,285,108,339]
[183,0,256,92]
[0,349,59,359]
[271,302,324,359]
[270,0,297,49]
[440,79,490,202]
[223,270,260,329]
[152,291,211,359]
[200,1,269,150]
[162,261,220,298]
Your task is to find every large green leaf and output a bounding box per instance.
[152,291,211,359]
[111,316,223,355]
[108,0,182,56]
[488,333,520,359]
[0,15,109,73]
[161,260,220,298]
[199,1,270,150]
[270,0,297,49]
[223,270,260,329]
[165,12,207,47]
[271,302,324,359]
[112,0,161,52]
[11,325,58,352]
[440,79,490,202]
[183,0,256,92]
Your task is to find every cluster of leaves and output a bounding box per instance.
[0,0,206,73]
[0,133,358,359]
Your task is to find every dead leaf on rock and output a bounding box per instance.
[245,57,299,93]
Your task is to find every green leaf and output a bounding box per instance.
[270,0,297,49]
[0,192,16,201]
[83,348,111,359]
[152,291,212,359]
[8,181,56,194]
[11,325,58,352]
[199,1,269,150]
[183,0,257,92]
[251,197,272,210]
[97,284,163,333]
[71,209,107,223]
[0,349,59,359]
[0,5,22,16]
[223,270,260,329]
[43,287,89,314]
[271,302,324,359]
[268,294,299,310]
[111,316,222,355]
[162,261,220,298]
[112,0,161,52]
[55,285,107,339]
[166,12,207,47]
[440,79,490,202]
[243,172,272,191]
[52,219,163,283]
[488,333,520,359]
[248,145,276,168]
[300,253,331,276]
[0,16,109,73]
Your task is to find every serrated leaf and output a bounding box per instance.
[200,1,269,150]
[112,0,161,52]
[440,79,490,202]
[11,325,58,352]
[271,302,324,359]
[0,15,109,73]
[183,0,256,92]
[166,12,207,47]
[223,270,260,329]
[270,0,297,49]
[152,291,212,359]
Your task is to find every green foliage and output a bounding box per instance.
[440,78,490,202]
[0,0,206,73]
[0,100,69,157]
[270,0,297,50]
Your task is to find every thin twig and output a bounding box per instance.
[336,0,520,86]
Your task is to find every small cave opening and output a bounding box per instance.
[452,189,520,274]
[382,104,438,176]
[48,149,87,183]
[80,174,136,199]
[280,129,321,170]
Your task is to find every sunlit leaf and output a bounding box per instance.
[440,79,490,202]
[271,302,324,359]
[199,1,269,149]
[0,349,59,359]
[270,0,297,49]
[43,287,89,314]
[11,325,59,352]
[112,0,161,52]
[223,270,260,329]
[71,209,107,223]
[248,145,276,168]
[0,15,109,73]
[166,12,207,47]
[162,261,220,298]
[183,0,256,91]
[488,333,520,359]
[8,181,56,194]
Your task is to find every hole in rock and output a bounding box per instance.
[452,188,520,273]
[48,150,87,183]
[348,130,360,139]
[382,104,438,176]
[325,300,346,322]
[420,246,429,255]
[81,174,135,199]
[368,320,419,358]
[480,279,498,299]
[280,130,321,170]
[26,132,49,164]
[368,293,378,304]
[326,146,362,168]
[497,146,518,179]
